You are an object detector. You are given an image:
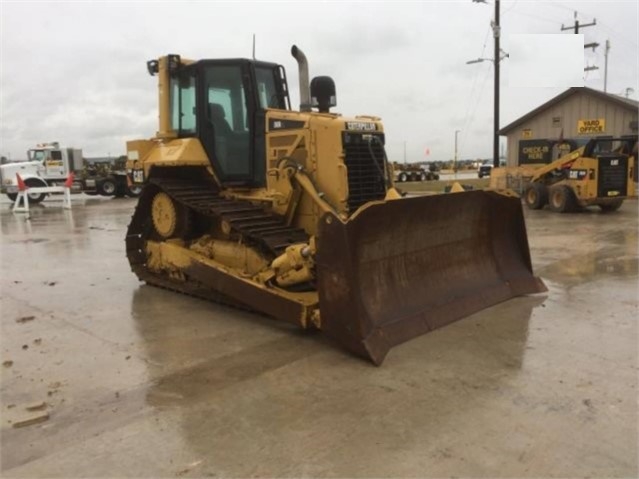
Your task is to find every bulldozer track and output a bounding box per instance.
[125,177,309,309]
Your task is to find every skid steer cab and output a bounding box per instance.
[125,45,545,365]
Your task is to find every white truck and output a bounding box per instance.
[0,142,141,203]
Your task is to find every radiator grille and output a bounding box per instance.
[597,155,628,198]
[342,132,387,213]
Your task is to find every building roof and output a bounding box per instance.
[499,87,639,135]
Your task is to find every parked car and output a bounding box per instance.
[478,163,492,178]
[478,160,506,178]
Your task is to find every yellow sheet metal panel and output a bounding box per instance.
[577,118,606,134]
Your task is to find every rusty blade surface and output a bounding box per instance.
[315,191,547,365]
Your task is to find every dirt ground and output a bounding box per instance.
[1,194,637,477]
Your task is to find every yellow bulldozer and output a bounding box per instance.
[125,46,545,365]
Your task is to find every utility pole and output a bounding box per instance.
[604,39,610,92]
[403,141,407,165]
[470,0,505,169]
[492,0,500,169]
[561,11,596,34]
[561,12,599,73]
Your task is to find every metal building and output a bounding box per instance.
[500,87,638,166]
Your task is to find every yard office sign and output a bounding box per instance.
[578,118,605,134]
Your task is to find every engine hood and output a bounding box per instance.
[0,161,40,184]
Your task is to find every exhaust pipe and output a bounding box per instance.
[291,45,312,112]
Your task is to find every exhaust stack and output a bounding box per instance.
[291,45,312,112]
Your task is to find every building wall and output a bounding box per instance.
[504,92,638,165]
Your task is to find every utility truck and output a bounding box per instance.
[0,142,141,203]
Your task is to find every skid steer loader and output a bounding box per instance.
[125,46,546,365]
[522,137,637,213]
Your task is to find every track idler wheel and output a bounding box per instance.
[151,191,191,239]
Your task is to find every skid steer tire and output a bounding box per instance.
[598,199,624,213]
[549,185,577,213]
[524,183,548,210]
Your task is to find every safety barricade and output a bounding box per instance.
[12,173,74,213]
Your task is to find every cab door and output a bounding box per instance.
[197,61,256,186]
[44,150,66,178]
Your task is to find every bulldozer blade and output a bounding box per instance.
[315,190,546,365]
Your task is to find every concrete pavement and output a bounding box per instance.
[1,195,637,477]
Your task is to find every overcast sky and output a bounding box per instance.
[1,1,637,162]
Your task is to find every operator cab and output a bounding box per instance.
[159,55,291,187]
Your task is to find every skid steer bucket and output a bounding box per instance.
[315,190,546,365]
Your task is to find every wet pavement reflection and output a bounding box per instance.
[1,196,637,477]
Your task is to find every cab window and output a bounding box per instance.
[28,150,46,162]
[204,65,250,177]
[255,67,282,109]
[171,73,197,135]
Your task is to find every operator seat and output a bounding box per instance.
[208,103,232,169]
[208,103,232,135]
[207,102,250,176]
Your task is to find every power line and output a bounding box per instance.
[501,0,519,17]
[558,11,599,72]
[547,1,638,47]
[597,22,638,48]
[499,0,637,49]
[460,22,492,150]
[460,65,493,159]
[462,26,491,113]
[506,9,564,26]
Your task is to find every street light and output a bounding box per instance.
[466,50,509,167]
[466,49,509,65]
[454,130,461,177]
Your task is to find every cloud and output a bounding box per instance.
[0,1,636,162]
